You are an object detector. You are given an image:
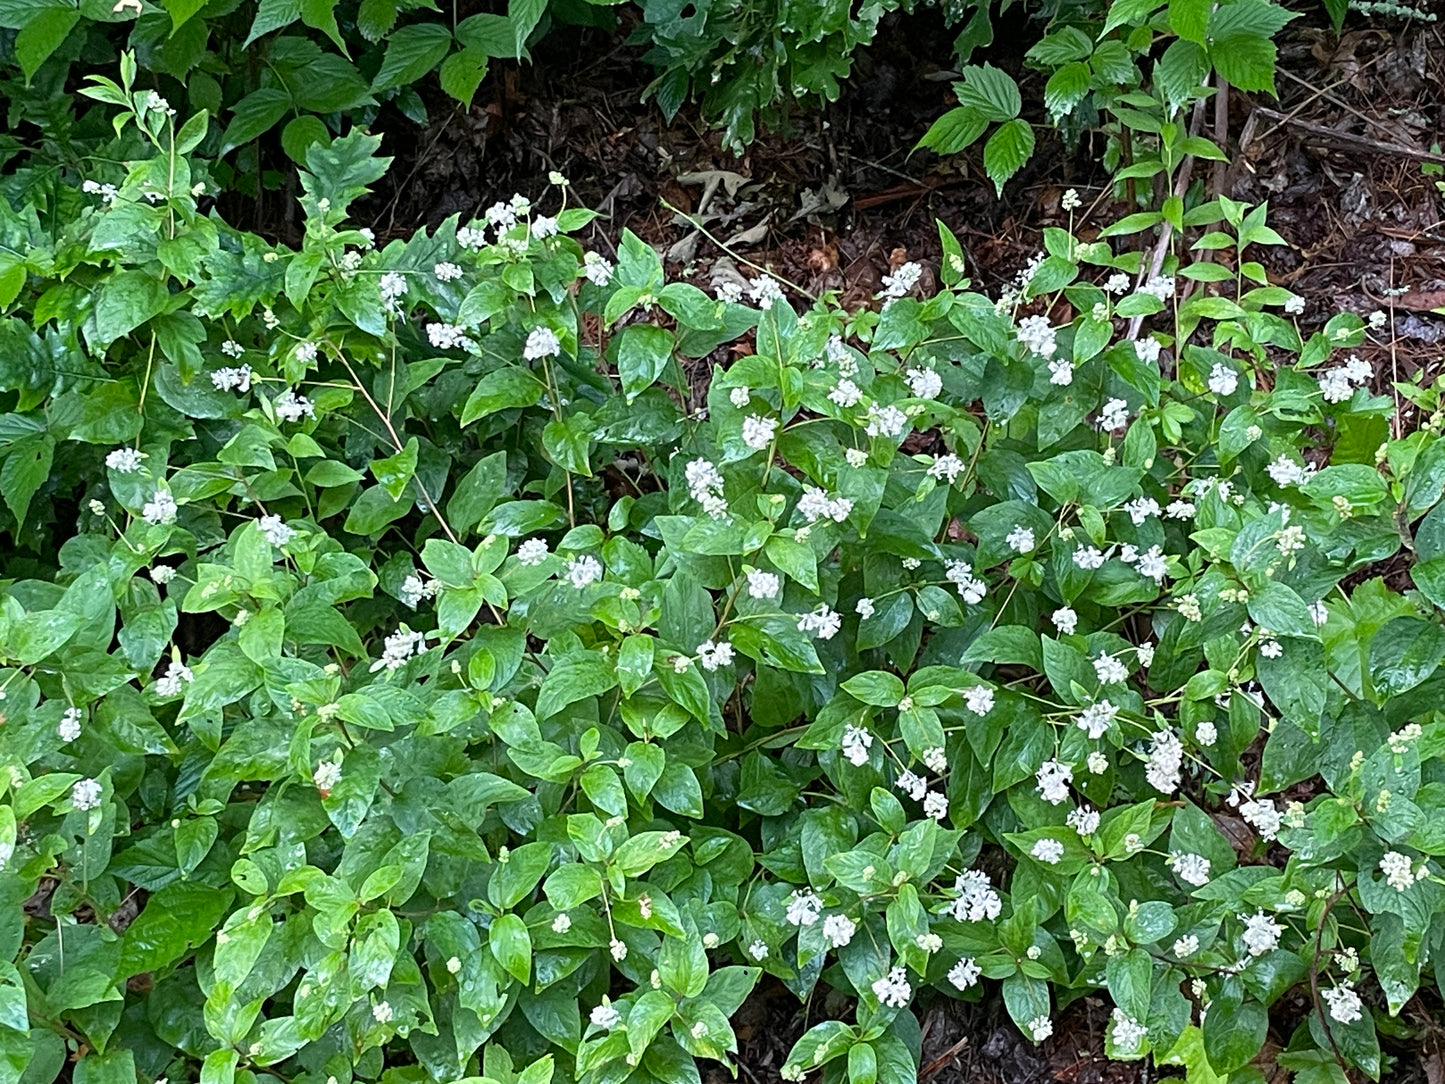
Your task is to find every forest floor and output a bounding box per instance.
[347,10,1445,1081]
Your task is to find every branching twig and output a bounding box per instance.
[1309,875,1356,1083]
[1126,86,1211,342]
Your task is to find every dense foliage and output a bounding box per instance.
[2,45,1444,1084]
[0,0,1350,188]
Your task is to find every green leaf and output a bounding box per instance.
[842,671,904,707]
[439,47,489,109]
[535,656,618,720]
[1,435,52,530]
[489,913,531,984]
[221,88,292,154]
[15,6,77,83]
[917,106,989,155]
[372,24,453,91]
[617,324,673,401]
[120,883,233,975]
[957,64,1021,122]
[982,119,1036,196]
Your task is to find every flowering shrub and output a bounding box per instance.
[1,57,1442,1084]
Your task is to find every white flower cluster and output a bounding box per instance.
[686,458,728,519]
[1317,354,1372,404]
[373,628,427,672]
[797,487,852,524]
[949,869,1002,922]
[944,560,987,605]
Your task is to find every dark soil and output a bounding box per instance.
[350,9,1445,1082]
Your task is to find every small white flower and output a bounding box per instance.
[1172,935,1199,958]
[730,386,751,408]
[1093,653,1129,685]
[923,791,949,820]
[948,957,982,990]
[153,658,193,697]
[517,538,550,566]
[1165,499,1195,520]
[747,939,768,960]
[552,913,572,933]
[1061,189,1082,211]
[71,778,103,811]
[313,760,342,792]
[1067,806,1100,836]
[916,932,943,954]
[445,956,462,975]
[524,327,562,360]
[1016,315,1057,359]
[950,869,1002,923]
[871,966,912,1008]
[797,605,842,640]
[1005,525,1035,553]
[58,707,83,743]
[1028,1016,1053,1042]
[1381,851,1416,892]
[1036,760,1072,804]
[855,596,875,619]
[1266,456,1313,488]
[964,686,995,716]
[906,367,943,399]
[944,559,987,605]
[107,448,144,473]
[1076,700,1118,740]
[1207,362,1239,396]
[583,251,614,285]
[786,890,824,927]
[1110,1010,1148,1051]
[1124,497,1160,525]
[1323,982,1363,1025]
[1136,546,1168,584]
[1105,273,1131,294]
[923,746,949,774]
[258,515,295,547]
[372,627,427,673]
[1098,398,1129,431]
[882,262,923,299]
[1196,720,1218,747]
[531,216,559,239]
[1145,729,1184,794]
[1259,639,1283,659]
[865,404,909,439]
[274,389,315,422]
[741,415,778,450]
[1086,751,1109,774]
[1048,358,1074,386]
[1284,295,1305,315]
[1242,910,1282,956]
[1135,337,1162,364]
[747,276,786,310]
[895,770,928,802]
[828,378,863,408]
[566,555,603,589]
[1168,852,1212,886]
[1073,546,1106,570]
[747,569,780,599]
[929,454,965,484]
[590,1004,621,1030]
[1031,838,1064,864]
[822,913,856,948]
[1140,275,1175,301]
[609,938,628,961]
[696,640,735,671]
[427,323,470,350]
[841,724,873,766]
